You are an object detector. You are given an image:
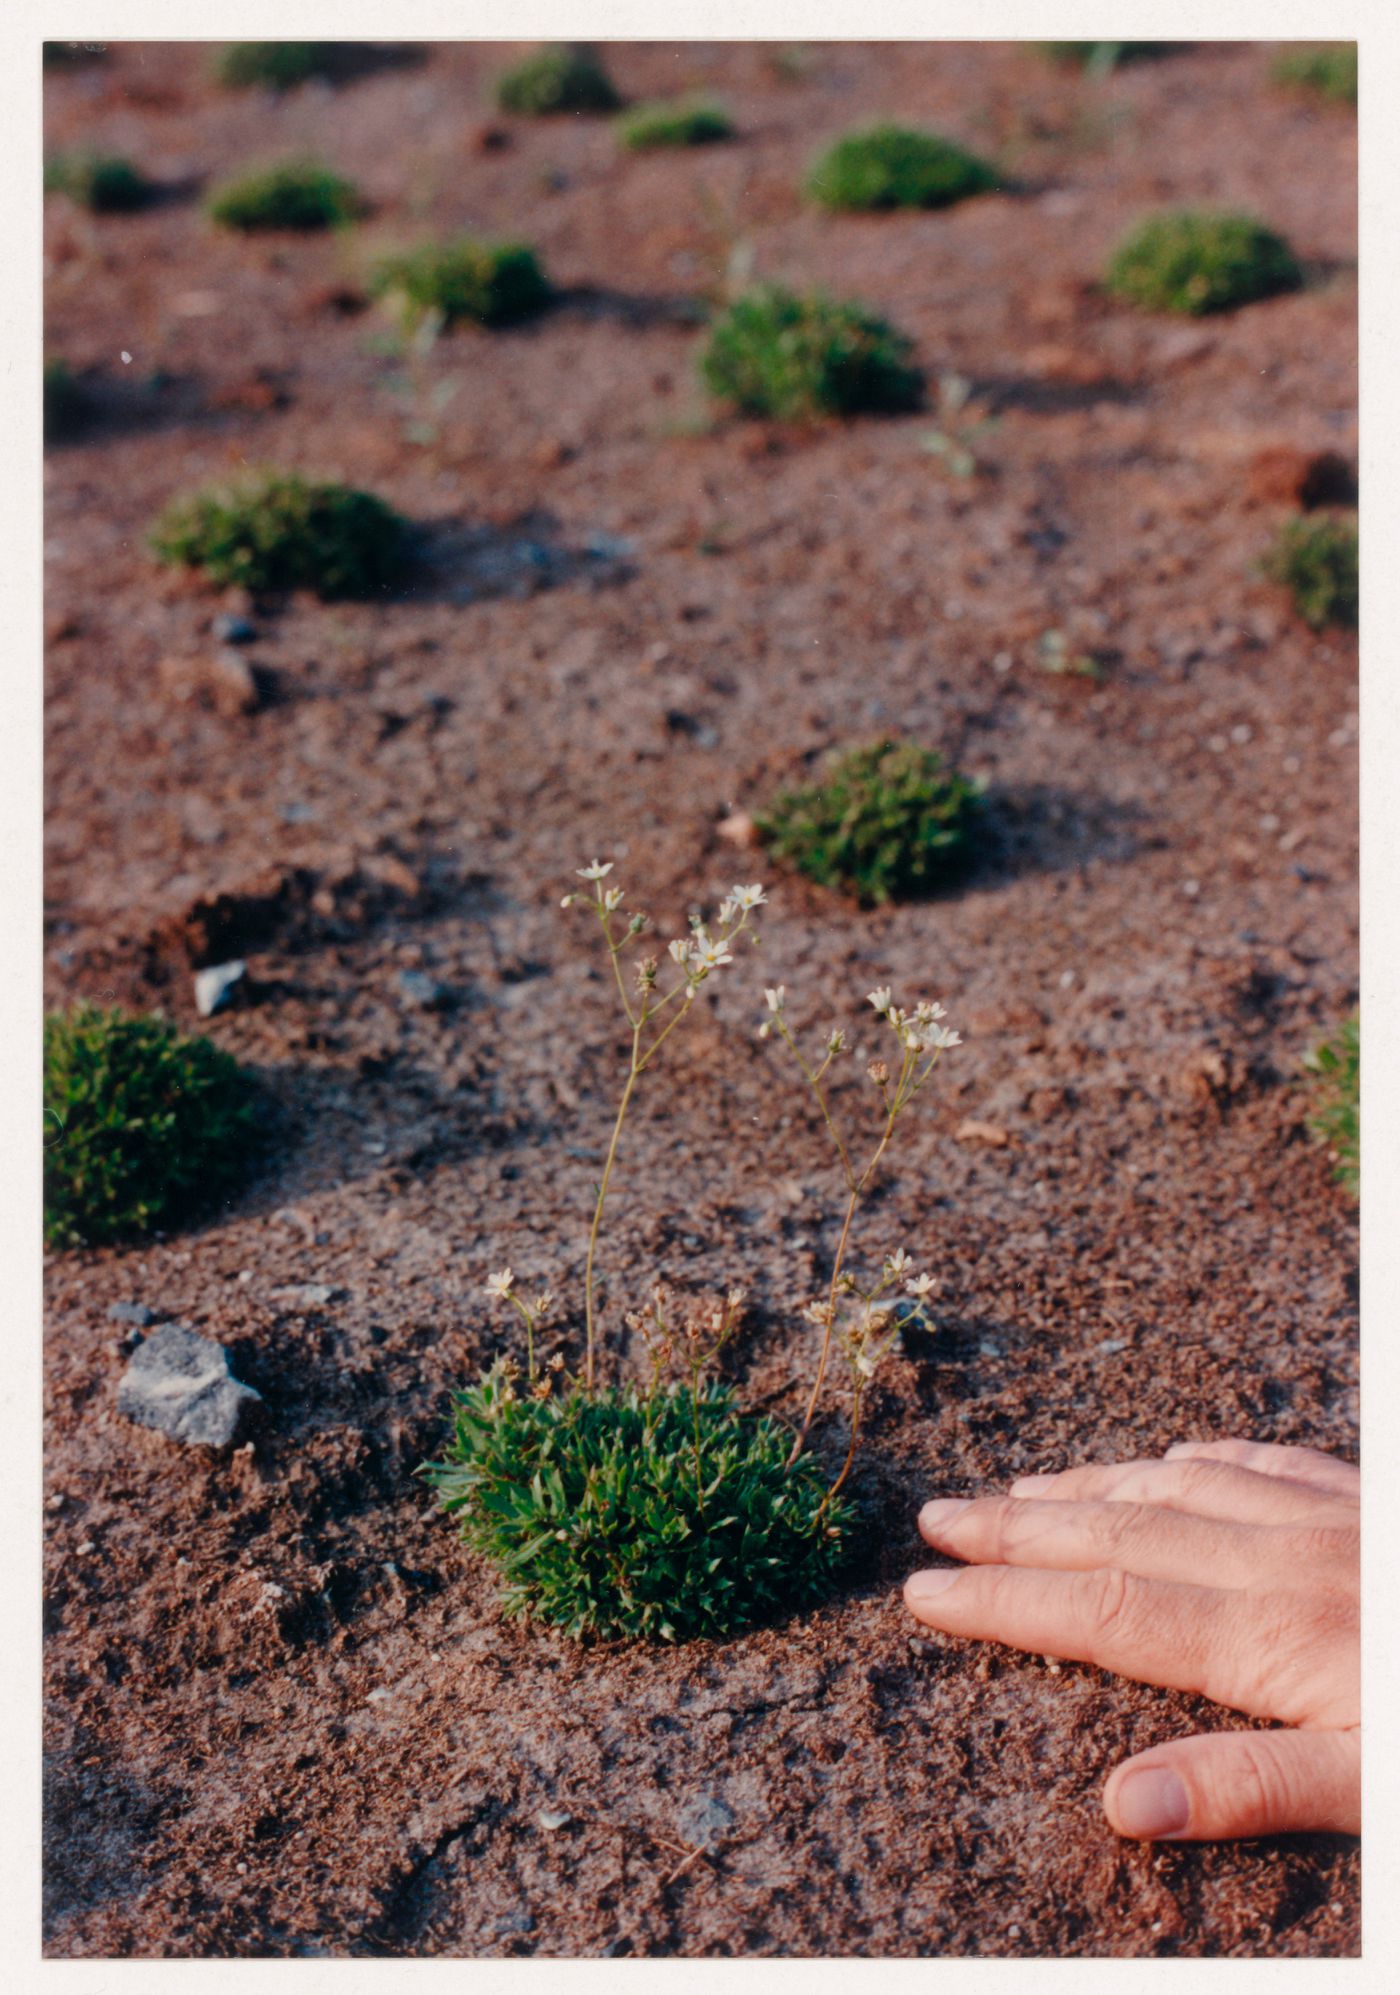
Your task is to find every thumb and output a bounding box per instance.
[1104,1727,1361,1841]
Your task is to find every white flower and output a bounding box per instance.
[888,1007,907,1028]
[603,886,624,912]
[802,1300,834,1327]
[667,938,691,966]
[867,987,892,1013]
[718,899,737,926]
[914,1000,947,1024]
[576,860,614,882]
[731,884,767,910]
[922,1023,961,1050]
[905,1273,936,1298]
[885,1248,911,1276]
[485,1267,514,1299]
[905,1029,923,1051]
[765,985,786,1013]
[855,1353,877,1379]
[559,894,576,908]
[758,1021,772,1039]
[533,1292,554,1316]
[695,935,733,969]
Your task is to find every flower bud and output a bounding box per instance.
[867,1059,890,1086]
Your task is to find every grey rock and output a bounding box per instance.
[194,959,245,1017]
[107,1301,154,1328]
[395,969,448,1009]
[213,614,257,644]
[117,1323,261,1448]
[272,1283,338,1309]
[583,530,635,560]
[489,1911,536,1937]
[676,1793,735,1849]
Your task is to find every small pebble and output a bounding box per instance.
[107,1301,154,1328]
[1182,879,1201,898]
[194,959,245,1018]
[213,614,257,645]
[537,1809,571,1831]
[1230,723,1253,746]
[76,1540,95,1555]
[46,1492,66,1512]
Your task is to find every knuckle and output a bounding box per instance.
[1223,1735,1295,1830]
[1071,1563,1136,1647]
[1094,1499,1150,1558]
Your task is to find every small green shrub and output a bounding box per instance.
[1105,210,1302,316]
[1262,513,1359,630]
[150,472,410,598]
[44,359,85,442]
[44,152,150,213]
[806,124,997,212]
[370,238,551,329]
[617,96,733,150]
[208,160,362,233]
[701,285,923,421]
[1303,1013,1358,1197]
[495,44,621,116]
[1273,44,1357,107]
[421,1362,852,1643]
[757,740,983,904]
[44,1005,260,1249]
[215,43,336,90]
[1036,42,1177,70]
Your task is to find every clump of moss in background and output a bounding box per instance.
[44,1005,260,1250]
[207,160,362,232]
[806,124,997,212]
[1303,1013,1358,1197]
[44,359,86,443]
[214,42,337,91]
[1262,513,1358,630]
[617,96,733,150]
[370,238,551,329]
[43,42,108,68]
[1105,210,1301,316]
[701,285,923,421]
[150,472,410,598]
[1273,43,1357,108]
[757,740,984,904]
[1035,42,1178,70]
[44,152,151,213]
[421,1362,852,1643]
[495,44,621,116]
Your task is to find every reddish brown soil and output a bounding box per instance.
[43,41,1359,1958]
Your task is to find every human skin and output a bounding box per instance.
[903,1438,1359,1841]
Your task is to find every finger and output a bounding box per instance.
[1104,1727,1360,1841]
[1007,1456,1352,1526]
[903,1561,1240,1707]
[1164,1438,1358,1501]
[918,1494,1288,1589]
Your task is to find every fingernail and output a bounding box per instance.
[1010,1474,1054,1495]
[906,1566,961,1603]
[919,1498,971,1533]
[1114,1767,1190,1839]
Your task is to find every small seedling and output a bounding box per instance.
[44,358,85,442]
[700,285,923,421]
[617,97,734,151]
[1302,1013,1358,1196]
[421,864,961,1641]
[495,44,621,115]
[370,238,551,330]
[208,160,362,232]
[1105,210,1302,316]
[150,471,410,598]
[1262,513,1358,630]
[215,43,336,91]
[806,124,998,212]
[757,740,983,905]
[44,152,150,213]
[44,1004,260,1249]
[918,370,997,479]
[1035,42,1177,73]
[1273,44,1357,108]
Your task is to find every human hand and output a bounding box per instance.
[904,1437,1359,1841]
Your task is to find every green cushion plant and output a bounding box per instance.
[207,160,362,232]
[495,44,621,115]
[700,285,923,421]
[150,471,410,598]
[806,124,997,212]
[757,740,983,904]
[214,43,337,91]
[1262,513,1358,630]
[1302,1013,1358,1196]
[617,96,733,150]
[369,238,551,330]
[44,152,150,213]
[1104,209,1302,316]
[1272,44,1357,107]
[44,1005,260,1249]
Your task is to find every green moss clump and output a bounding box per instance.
[617,96,733,150]
[1262,513,1358,630]
[1036,42,1177,70]
[700,285,923,421]
[44,152,150,213]
[420,1362,852,1643]
[44,1005,260,1249]
[495,44,621,116]
[806,124,998,212]
[207,160,362,233]
[214,43,336,91]
[1273,44,1357,107]
[1303,1013,1358,1196]
[150,472,410,599]
[757,740,983,904]
[44,359,85,443]
[369,238,551,330]
[1105,210,1302,316]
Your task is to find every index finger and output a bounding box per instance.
[1164,1438,1359,1500]
[1008,1456,1354,1525]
